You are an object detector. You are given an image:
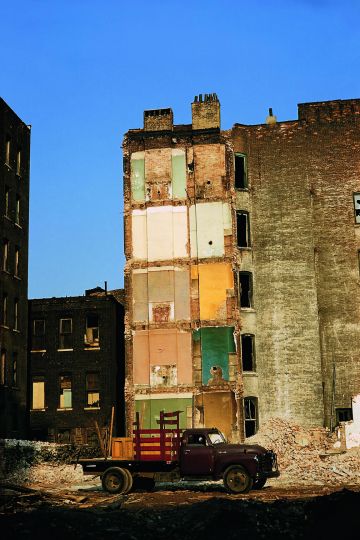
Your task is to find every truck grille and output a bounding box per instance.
[258,451,277,473]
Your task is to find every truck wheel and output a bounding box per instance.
[253,478,267,490]
[123,468,134,494]
[223,465,253,494]
[101,467,131,494]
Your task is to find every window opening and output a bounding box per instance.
[0,350,6,385]
[3,293,8,326]
[32,376,45,409]
[3,239,9,271]
[32,319,45,351]
[12,353,17,386]
[16,150,21,175]
[15,196,20,225]
[84,314,100,348]
[14,299,19,331]
[236,211,250,247]
[14,247,19,277]
[336,408,353,424]
[5,186,9,217]
[5,138,10,165]
[59,375,72,409]
[244,397,258,437]
[354,193,360,224]
[234,153,247,189]
[239,272,253,308]
[86,372,100,407]
[59,318,72,349]
[241,334,255,371]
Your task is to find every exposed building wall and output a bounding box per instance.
[0,98,30,439]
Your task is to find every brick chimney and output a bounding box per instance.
[144,108,173,131]
[191,93,220,130]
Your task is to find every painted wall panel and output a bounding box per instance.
[133,329,192,385]
[198,263,234,320]
[203,392,235,440]
[147,206,187,261]
[193,327,236,385]
[132,210,148,260]
[171,149,187,199]
[190,202,231,258]
[133,272,148,321]
[174,269,190,320]
[135,397,192,429]
[131,152,145,201]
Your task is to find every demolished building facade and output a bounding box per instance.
[123,95,360,440]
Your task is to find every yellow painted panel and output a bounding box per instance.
[199,263,234,320]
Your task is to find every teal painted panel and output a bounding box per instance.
[197,327,235,385]
[172,154,186,199]
[131,158,145,201]
[135,397,192,429]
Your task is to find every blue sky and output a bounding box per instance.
[1,0,359,298]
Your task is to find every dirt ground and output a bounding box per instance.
[1,473,360,540]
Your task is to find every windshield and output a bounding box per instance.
[208,432,226,445]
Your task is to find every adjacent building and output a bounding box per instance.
[0,98,31,438]
[28,288,125,443]
[123,95,360,440]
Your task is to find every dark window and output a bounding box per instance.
[234,153,247,189]
[2,293,8,326]
[239,272,253,308]
[5,186,9,217]
[1,349,6,385]
[354,193,360,224]
[12,353,17,386]
[59,374,72,408]
[59,318,73,350]
[14,299,19,331]
[3,239,9,271]
[15,196,20,225]
[16,150,21,175]
[5,138,10,165]
[236,211,250,248]
[84,314,100,348]
[241,334,256,371]
[32,319,46,351]
[336,408,353,424]
[86,372,100,408]
[244,397,258,437]
[57,428,71,443]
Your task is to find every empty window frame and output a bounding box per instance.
[354,193,360,224]
[239,272,253,308]
[336,408,353,424]
[86,372,100,408]
[14,299,19,331]
[0,349,6,385]
[84,314,100,348]
[12,352,17,386]
[5,186,9,217]
[2,293,8,326]
[244,397,258,437]
[241,334,256,371]
[15,196,20,225]
[3,239,9,271]
[14,247,19,277]
[32,376,45,410]
[16,149,21,175]
[59,318,73,350]
[234,153,247,189]
[59,374,72,409]
[32,319,46,351]
[236,211,250,248]
[5,138,10,165]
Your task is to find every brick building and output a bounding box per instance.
[123,95,360,440]
[0,98,31,438]
[28,288,125,443]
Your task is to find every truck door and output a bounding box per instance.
[180,433,214,476]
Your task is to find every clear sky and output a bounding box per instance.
[1,0,359,298]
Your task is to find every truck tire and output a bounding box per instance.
[223,465,253,494]
[101,467,132,494]
[253,478,267,490]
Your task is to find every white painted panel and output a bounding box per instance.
[190,202,224,258]
[132,210,148,260]
[148,207,173,261]
[173,207,188,258]
[222,202,232,234]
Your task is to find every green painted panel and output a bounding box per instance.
[196,327,235,385]
[135,397,192,429]
[171,154,186,199]
[131,158,145,201]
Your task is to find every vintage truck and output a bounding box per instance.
[77,411,279,494]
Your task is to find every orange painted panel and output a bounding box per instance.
[198,263,234,320]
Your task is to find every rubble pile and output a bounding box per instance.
[249,418,360,486]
